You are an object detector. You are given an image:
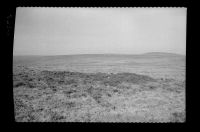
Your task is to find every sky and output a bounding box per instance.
[13,7,186,56]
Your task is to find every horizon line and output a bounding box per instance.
[13,52,185,57]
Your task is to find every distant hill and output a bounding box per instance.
[63,52,185,58]
[13,52,185,67]
[141,52,185,57]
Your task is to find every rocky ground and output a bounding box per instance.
[13,65,185,122]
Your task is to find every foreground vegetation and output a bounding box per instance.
[13,66,185,122]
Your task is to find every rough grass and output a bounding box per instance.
[169,111,185,122]
[13,66,185,122]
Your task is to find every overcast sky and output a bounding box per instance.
[13,7,186,55]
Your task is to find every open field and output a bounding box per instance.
[13,53,185,122]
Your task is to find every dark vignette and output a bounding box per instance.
[2,0,193,130]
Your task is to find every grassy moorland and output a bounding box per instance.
[13,53,185,122]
